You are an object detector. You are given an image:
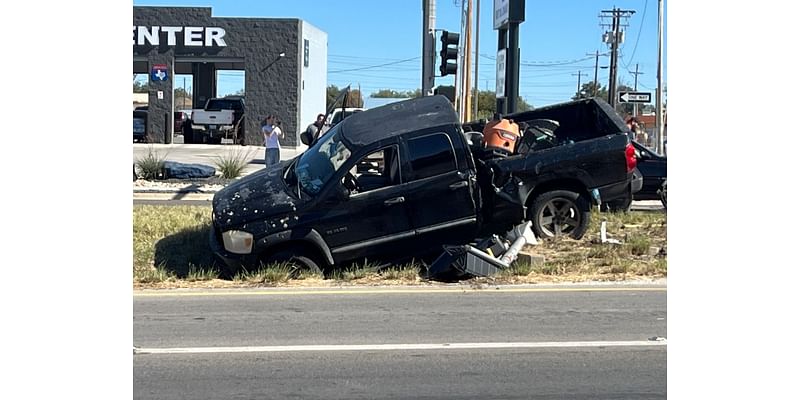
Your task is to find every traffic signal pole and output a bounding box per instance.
[422,0,436,96]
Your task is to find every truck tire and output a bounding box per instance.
[528,190,591,240]
[263,248,323,277]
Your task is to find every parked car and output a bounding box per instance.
[133,110,147,142]
[174,110,190,134]
[631,141,667,202]
[132,106,193,142]
[209,95,636,276]
[326,107,364,128]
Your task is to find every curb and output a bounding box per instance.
[133,191,215,201]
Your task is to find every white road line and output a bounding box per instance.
[135,340,667,355]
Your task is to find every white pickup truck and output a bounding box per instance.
[187,97,245,144]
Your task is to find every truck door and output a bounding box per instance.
[318,145,416,263]
[401,131,478,250]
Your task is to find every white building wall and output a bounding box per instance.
[298,21,327,143]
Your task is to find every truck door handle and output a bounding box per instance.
[384,197,405,206]
[449,181,468,190]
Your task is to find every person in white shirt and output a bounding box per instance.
[262,115,284,167]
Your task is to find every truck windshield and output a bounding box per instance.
[295,124,352,196]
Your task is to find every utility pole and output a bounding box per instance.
[422,0,436,96]
[591,51,599,97]
[462,0,473,122]
[599,8,635,109]
[472,0,480,121]
[586,50,609,97]
[655,0,664,155]
[572,70,588,97]
[182,77,186,109]
[631,63,644,117]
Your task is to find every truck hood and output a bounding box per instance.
[212,161,303,231]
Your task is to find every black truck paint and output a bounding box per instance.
[209,95,634,274]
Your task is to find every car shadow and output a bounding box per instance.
[153,223,219,278]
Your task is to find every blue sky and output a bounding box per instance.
[133,0,667,108]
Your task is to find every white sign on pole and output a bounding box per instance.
[496,49,507,98]
[618,91,652,103]
[494,0,509,29]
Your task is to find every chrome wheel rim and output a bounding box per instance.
[537,198,580,237]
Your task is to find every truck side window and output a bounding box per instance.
[407,133,457,181]
[346,146,402,194]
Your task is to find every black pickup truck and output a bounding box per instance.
[209,95,635,275]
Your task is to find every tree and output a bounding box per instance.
[370,89,422,98]
[173,87,191,98]
[327,85,364,108]
[371,89,403,98]
[326,85,341,109]
[133,81,148,93]
[439,86,533,120]
[572,82,607,102]
[614,84,636,116]
[345,89,364,108]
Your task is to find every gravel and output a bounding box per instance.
[133,177,230,192]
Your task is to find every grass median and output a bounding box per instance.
[133,205,666,289]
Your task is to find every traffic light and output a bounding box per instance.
[439,30,459,76]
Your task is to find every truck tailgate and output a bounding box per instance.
[192,110,235,125]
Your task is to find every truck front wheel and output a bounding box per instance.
[528,190,591,240]
[262,248,324,277]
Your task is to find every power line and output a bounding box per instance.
[623,0,648,68]
[329,57,420,73]
[479,53,595,67]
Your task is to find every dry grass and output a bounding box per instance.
[133,205,666,289]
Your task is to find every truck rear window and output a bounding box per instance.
[205,99,242,110]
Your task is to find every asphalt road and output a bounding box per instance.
[134,286,667,399]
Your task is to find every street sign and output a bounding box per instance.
[618,91,651,103]
[494,0,509,29]
[151,63,169,82]
[496,49,506,98]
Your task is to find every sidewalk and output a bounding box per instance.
[133,143,306,200]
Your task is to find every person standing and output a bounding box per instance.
[303,113,326,146]
[263,116,284,167]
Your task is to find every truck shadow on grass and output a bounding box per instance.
[153,223,219,278]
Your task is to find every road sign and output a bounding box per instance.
[496,49,506,98]
[618,91,651,103]
[151,64,169,82]
[494,0,509,29]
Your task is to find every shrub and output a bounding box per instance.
[214,148,253,179]
[135,147,168,180]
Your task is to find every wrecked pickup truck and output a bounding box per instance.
[209,95,636,275]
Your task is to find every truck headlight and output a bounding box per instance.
[221,230,254,254]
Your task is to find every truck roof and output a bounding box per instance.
[339,95,458,147]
